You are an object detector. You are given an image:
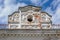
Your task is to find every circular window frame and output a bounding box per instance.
[27,15,33,22]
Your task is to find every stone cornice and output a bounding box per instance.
[0,29,60,37]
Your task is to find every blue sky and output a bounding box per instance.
[0,0,60,24]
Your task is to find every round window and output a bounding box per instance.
[27,15,33,22]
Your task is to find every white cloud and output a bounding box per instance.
[40,0,48,6]
[0,0,3,3]
[51,0,60,24]
[30,0,41,5]
[45,7,54,16]
[30,0,48,6]
[51,0,60,9]
[4,0,16,5]
[45,0,60,24]
[30,0,39,4]
[0,0,27,24]
[52,5,60,24]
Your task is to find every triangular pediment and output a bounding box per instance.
[18,5,41,12]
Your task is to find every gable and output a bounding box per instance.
[18,5,41,12]
[8,11,19,17]
[8,11,19,23]
[41,12,52,17]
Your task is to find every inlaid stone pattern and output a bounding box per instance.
[0,29,60,40]
[8,5,52,29]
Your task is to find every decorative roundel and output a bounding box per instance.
[27,15,33,22]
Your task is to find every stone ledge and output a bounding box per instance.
[0,34,60,37]
[0,29,60,34]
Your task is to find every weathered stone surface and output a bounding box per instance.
[0,29,60,40]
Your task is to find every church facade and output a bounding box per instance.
[8,5,52,29]
[1,5,60,40]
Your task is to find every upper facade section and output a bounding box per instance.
[8,5,52,29]
[18,5,41,12]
